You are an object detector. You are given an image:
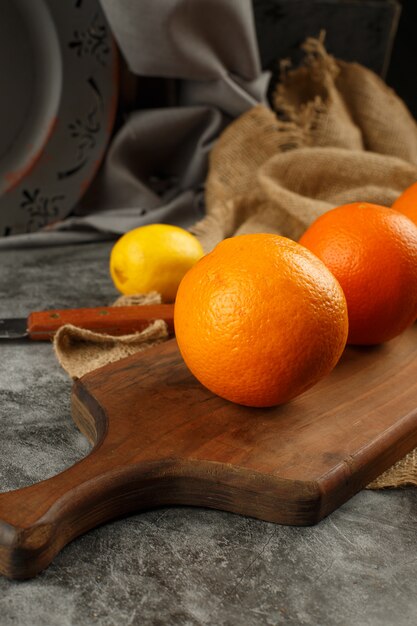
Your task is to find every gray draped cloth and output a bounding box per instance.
[0,0,268,249]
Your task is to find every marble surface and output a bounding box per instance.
[0,242,416,626]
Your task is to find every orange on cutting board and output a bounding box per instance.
[392,181,417,226]
[299,202,417,345]
[174,234,348,408]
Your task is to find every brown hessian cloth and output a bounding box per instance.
[192,36,417,250]
[53,292,168,379]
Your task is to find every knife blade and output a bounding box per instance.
[0,304,175,340]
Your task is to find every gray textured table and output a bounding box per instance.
[0,242,416,626]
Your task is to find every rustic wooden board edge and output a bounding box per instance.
[316,406,417,519]
[0,447,321,578]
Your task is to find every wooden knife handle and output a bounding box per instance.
[27,304,175,340]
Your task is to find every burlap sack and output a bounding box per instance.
[192,38,417,250]
[55,39,417,489]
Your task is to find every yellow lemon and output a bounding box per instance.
[110,224,204,301]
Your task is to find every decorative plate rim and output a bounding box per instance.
[0,0,119,237]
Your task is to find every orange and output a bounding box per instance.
[299,202,417,345]
[174,234,348,407]
[392,181,417,226]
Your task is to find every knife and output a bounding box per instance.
[0,304,175,340]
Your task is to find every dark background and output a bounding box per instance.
[253,0,417,118]
[387,0,417,117]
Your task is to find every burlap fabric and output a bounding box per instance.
[54,39,417,489]
[53,292,168,379]
[192,37,417,251]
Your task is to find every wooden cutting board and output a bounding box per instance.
[1,324,417,579]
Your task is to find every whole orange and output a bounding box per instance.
[299,202,417,345]
[174,234,348,407]
[392,181,417,226]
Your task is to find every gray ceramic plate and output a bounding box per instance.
[0,0,118,237]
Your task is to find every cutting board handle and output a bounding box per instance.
[0,393,113,578]
[0,380,235,580]
[0,387,178,580]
